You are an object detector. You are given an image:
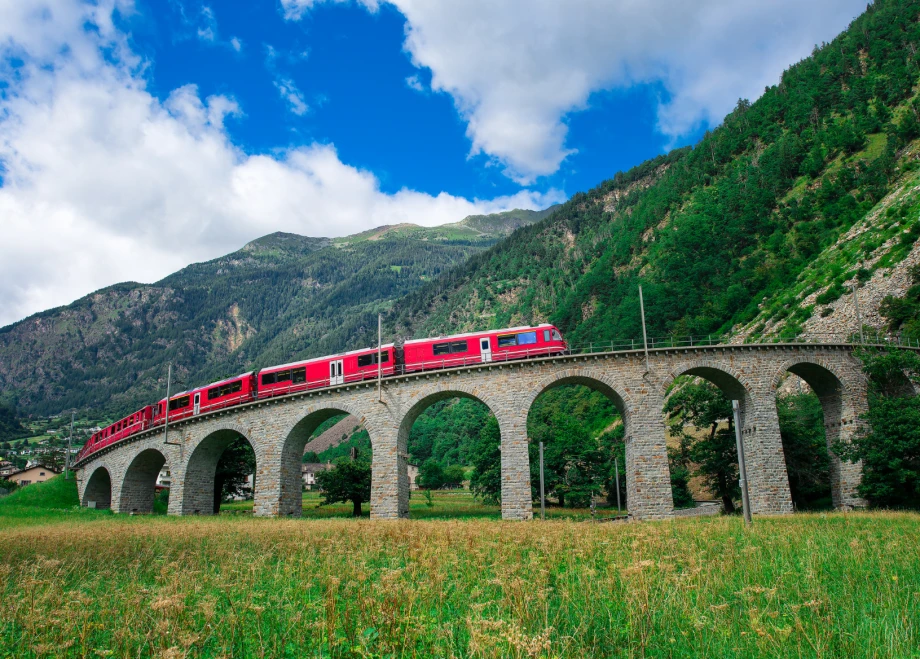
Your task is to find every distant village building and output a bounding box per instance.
[156,467,172,489]
[0,461,15,478]
[7,465,60,486]
[302,462,331,490]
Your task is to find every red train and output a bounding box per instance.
[75,324,566,462]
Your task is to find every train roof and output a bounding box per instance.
[404,324,556,345]
[262,344,396,372]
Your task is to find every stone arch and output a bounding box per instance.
[181,425,257,516]
[278,400,377,517]
[664,357,793,516]
[772,356,866,509]
[394,383,508,519]
[523,368,674,519]
[118,447,167,514]
[82,465,112,510]
[523,369,634,420]
[661,358,756,404]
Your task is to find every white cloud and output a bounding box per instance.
[279,0,378,22]
[196,6,216,42]
[285,0,868,184]
[405,74,424,93]
[274,77,309,116]
[0,0,560,326]
[230,36,242,52]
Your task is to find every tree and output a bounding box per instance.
[665,380,739,513]
[417,459,445,490]
[315,455,372,516]
[302,451,320,463]
[834,348,920,507]
[213,439,256,513]
[469,416,502,504]
[443,464,466,488]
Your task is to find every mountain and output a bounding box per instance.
[0,208,554,417]
[391,0,920,351]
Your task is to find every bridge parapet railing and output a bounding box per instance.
[559,330,919,357]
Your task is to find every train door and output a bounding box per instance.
[479,337,492,363]
[193,392,201,415]
[329,360,344,385]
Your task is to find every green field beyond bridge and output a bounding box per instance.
[0,477,917,658]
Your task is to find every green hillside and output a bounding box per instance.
[0,210,549,417]
[391,0,920,350]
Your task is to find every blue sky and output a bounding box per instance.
[0,0,868,325]
[129,1,672,200]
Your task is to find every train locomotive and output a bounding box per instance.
[76,324,567,462]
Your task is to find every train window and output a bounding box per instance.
[381,351,389,362]
[433,342,450,356]
[293,367,306,383]
[544,330,550,342]
[169,395,190,411]
[450,340,468,353]
[497,334,517,347]
[552,329,562,341]
[208,386,220,400]
[358,354,374,367]
[518,331,537,345]
[276,370,292,383]
[261,372,276,386]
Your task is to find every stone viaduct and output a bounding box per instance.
[74,343,871,521]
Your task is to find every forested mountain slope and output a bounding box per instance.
[0,210,553,417]
[391,0,920,350]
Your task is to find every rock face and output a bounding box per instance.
[302,415,359,455]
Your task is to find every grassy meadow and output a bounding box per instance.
[0,478,918,658]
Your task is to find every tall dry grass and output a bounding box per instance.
[0,512,917,658]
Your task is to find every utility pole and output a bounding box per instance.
[65,411,74,479]
[614,456,622,516]
[164,363,180,446]
[539,441,546,520]
[852,284,865,344]
[639,285,650,373]
[377,313,383,403]
[731,400,752,526]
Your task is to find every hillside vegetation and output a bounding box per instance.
[392,0,920,350]
[0,210,551,417]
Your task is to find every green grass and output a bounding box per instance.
[2,479,918,657]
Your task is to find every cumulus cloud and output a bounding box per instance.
[405,74,424,93]
[284,0,868,184]
[0,0,560,326]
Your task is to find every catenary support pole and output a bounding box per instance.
[539,441,546,520]
[65,411,74,479]
[614,456,621,515]
[377,313,382,403]
[732,400,752,526]
[163,363,178,446]
[639,285,650,372]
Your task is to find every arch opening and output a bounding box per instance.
[183,430,256,515]
[280,408,369,517]
[119,449,167,514]
[664,376,741,514]
[776,362,848,509]
[526,377,628,516]
[398,391,499,519]
[82,466,112,510]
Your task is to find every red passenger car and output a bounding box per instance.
[257,345,396,398]
[402,324,566,373]
[152,373,256,426]
[76,405,153,462]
